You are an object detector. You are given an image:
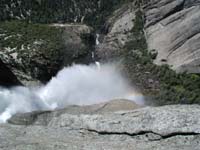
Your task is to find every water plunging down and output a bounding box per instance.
[0,63,144,123]
[96,34,100,45]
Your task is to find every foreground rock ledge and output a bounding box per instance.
[1,101,200,150]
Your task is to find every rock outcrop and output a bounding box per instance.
[0,22,94,86]
[144,0,200,73]
[8,99,140,125]
[53,24,95,66]
[1,101,200,150]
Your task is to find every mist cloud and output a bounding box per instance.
[0,63,144,123]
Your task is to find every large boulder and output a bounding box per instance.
[144,0,200,73]
[1,104,200,149]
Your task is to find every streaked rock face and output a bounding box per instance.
[96,0,200,73]
[144,0,200,73]
[1,101,200,150]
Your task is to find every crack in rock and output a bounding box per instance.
[85,128,200,141]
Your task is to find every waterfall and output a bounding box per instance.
[96,33,100,45]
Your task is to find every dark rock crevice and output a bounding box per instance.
[161,132,200,139]
[0,59,22,87]
[162,0,186,21]
[85,129,200,141]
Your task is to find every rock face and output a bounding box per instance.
[144,0,200,73]
[96,2,136,60]
[96,0,200,73]
[1,102,200,150]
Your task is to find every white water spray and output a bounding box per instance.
[0,63,144,123]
